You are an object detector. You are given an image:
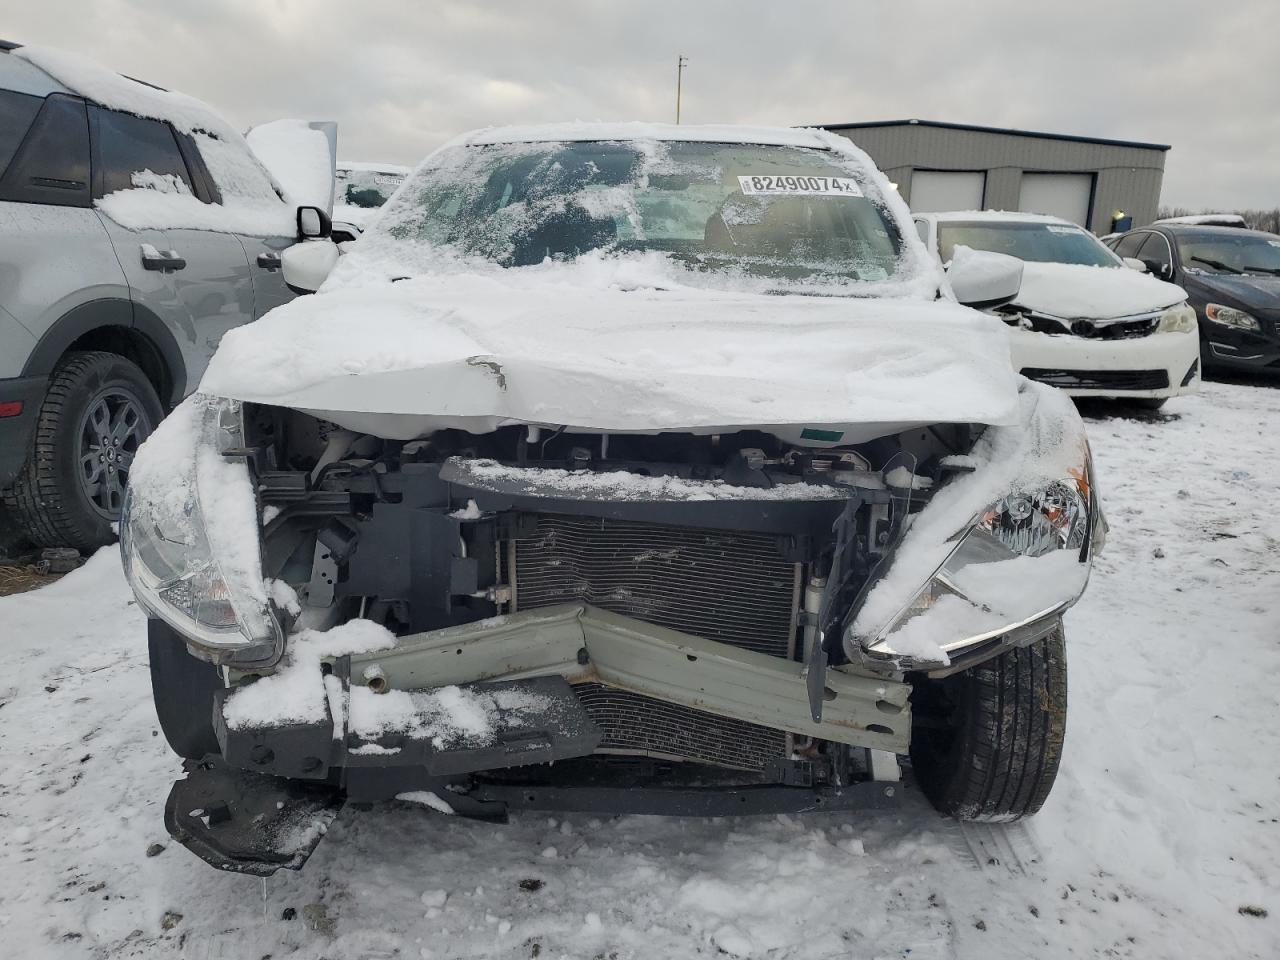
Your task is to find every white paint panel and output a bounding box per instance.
[1018,173,1093,227]
[908,171,986,213]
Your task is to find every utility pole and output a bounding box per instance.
[676,55,687,124]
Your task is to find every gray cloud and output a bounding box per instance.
[8,0,1278,208]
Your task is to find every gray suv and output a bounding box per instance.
[0,43,327,551]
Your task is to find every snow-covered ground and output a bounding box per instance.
[2,380,1277,959]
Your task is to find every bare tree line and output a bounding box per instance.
[1158,206,1280,234]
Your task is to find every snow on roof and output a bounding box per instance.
[450,121,834,150]
[920,210,1077,226]
[337,160,413,175]
[16,44,294,237]
[14,44,241,141]
[1153,214,1247,227]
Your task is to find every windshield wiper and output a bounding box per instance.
[1190,255,1243,274]
[1243,265,1280,276]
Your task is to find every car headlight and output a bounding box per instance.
[1157,303,1197,333]
[121,395,282,665]
[851,468,1094,668]
[846,381,1098,671]
[1204,303,1260,332]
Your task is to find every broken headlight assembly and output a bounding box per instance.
[121,396,283,665]
[850,456,1098,668]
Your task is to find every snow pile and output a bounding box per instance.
[456,459,849,501]
[200,260,1019,439]
[1013,261,1186,319]
[246,119,334,212]
[221,618,397,729]
[851,381,1088,644]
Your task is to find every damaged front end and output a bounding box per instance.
[124,386,1098,874]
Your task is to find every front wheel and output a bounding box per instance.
[2,351,163,551]
[909,627,1067,821]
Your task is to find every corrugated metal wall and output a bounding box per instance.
[829,124,1167,232]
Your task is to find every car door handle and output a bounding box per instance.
[140,243,186,272]
[256,252,282,271]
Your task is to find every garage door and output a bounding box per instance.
[908,171,986,213]
[1018,173,1093,227]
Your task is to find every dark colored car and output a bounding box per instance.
[1105,224,1280,374]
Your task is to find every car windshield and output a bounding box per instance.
[375,140,907,288]
[937,221,1119,267]
[1178,233,1280,277]
[336,167,407,209]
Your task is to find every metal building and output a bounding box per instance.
[820,119,1169,233]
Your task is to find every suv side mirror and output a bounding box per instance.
[1122,257,1148,272]
[281,241,340,294]
[1142,260,1173,281]
[947,246,1024,308]
[297,205,332,240]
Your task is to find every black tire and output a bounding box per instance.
[2,351,164,551]
[149,619,222,760]
[909,627,1067,821]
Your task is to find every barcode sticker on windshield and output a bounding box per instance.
[738,175,863,197]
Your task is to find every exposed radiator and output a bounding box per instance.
[510,513,801,772]
[572,683,787,771]
[511,513,801,656]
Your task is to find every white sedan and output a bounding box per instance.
[914,211,1201,407]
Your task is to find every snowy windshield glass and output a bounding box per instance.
[1178,232,1280,276]
[380,140,905,285]
[336,168,407,209]
[938,222,1118,268]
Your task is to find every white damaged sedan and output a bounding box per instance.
[120,123,1103,875]
[915,210,1200,407]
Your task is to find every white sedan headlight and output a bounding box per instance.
[121,396,282,664]
[1157,303,1197,333]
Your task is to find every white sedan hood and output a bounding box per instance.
[200,270,1022,444]
[1013,262,1186,320]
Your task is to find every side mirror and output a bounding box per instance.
[1142,260,1173,281]
[947,246,1024,308]
[297,205,332,240]
[1122,257,1148,272]
[281,240,340,294]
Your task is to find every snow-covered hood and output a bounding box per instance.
[1012,262,1186,320]
[200,270,1022,444]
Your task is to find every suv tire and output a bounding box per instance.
[3,351,164,551]
[909,626,1067,821]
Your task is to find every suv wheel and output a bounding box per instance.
[3,351,164,551]
[909,626,1067,821]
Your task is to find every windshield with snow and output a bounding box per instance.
[938,221,1118,268]
[336,167,407,209]
[1178,232,1280,277]
[376,140,906,286]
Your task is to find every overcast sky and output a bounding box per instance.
[8,0,1279,209]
